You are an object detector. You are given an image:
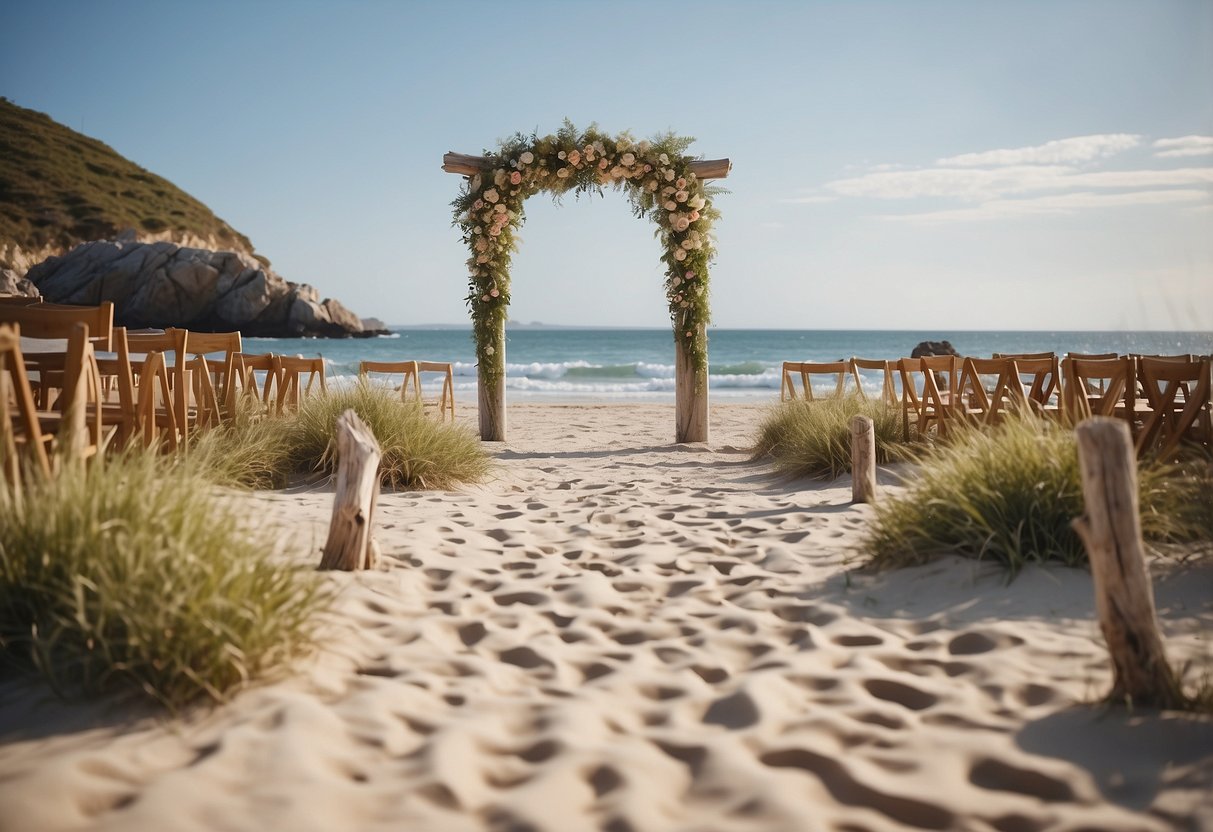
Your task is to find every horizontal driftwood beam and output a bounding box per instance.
[442,152,731,180]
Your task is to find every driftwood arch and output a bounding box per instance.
[443,125,730,443]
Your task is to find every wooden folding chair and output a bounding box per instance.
[231,353,282,417]
[415,361,456,421]
[851,358,897,407]
[1062,356,1136,432]
[178,330,242,427]
[124,328,191,445]
[1135,356,1211,459]
[780,360,862,402]
[898,355,958,440]
[956,357,1018,425]
[275,355,327,414]
[0,301,113,408]
[359,360,421,402]
[31,322,104,466]
[1,323,52,483]
[0,295,43,306]
[1009,356,1063,417]
[993,351,1055,360]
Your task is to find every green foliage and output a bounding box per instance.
[0,97,253,262]
[451,121,721,381]
[0,447,327,708]
[195,382,494,491]
[862,413,1213,573]
[752,398,911,480]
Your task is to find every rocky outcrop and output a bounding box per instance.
[911,340,959,358]
[1,269,38,297]
[25,240,387,338]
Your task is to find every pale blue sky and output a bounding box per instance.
[2,0,1211,330]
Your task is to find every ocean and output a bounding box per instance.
[244,328,1213,402]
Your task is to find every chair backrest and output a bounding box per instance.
[1066,352,1117,361]
[780,360,862,402]
[993,351,1055,360]
[275,355,327,413]
[0,295,43,306]
[0,322,52,481]
[359,360,421,402]
[1062,356,1135,425]
[0,301,114,351]
[1135,356,1211,459]
[851,358,897,407]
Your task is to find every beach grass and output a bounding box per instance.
[193,382,493,491]
[287,382,493,490]
[752,398,911,480]
[0,447,327,708]
[862,413,1212,573]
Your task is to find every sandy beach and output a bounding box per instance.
[0,402,1210,832]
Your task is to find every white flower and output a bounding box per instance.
[673,276,682,287]
[471,175,482,191]
[664,200,677,211]
[688,195,705,210]
[675,190,688,203]
[484,189,499,203]
[474,226,483,234]
[558,150,567,159]
[674,217,690,232]
[494,169,507,188]
[664,169,675,181]
[621,152,635,166]
[485,345,495,355]
[648,180,658,192]
[674,248,687,261]
[681,239,694,250]
[662,186,676,197]
[638,140,651,153]
[476,254,489,263]
[659,153,669,165]
[495,203,507,213]
[680,301,689,308]
[557,167,569,178]
[520,151,534,164]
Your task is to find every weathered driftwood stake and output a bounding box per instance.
[320,409,381,571]
[850,415,876,504]
[1072,417,1183,709]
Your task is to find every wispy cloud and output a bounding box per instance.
[808,132,1213,223]
[1153,135,1213,158]
[937,134,1140,167]
[778,194,838,205]
[883,188,1210,224]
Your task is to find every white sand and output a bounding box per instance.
[1,403,1211,832]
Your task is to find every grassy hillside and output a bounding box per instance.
[0,97,255,264]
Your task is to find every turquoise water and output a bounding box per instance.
[245,328,1213,401]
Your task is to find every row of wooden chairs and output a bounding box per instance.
[781,354,1212,459]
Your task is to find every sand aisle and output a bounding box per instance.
[1,403,1211,832]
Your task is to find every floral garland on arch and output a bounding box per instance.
[451,122,722,383]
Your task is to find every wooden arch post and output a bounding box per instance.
[442,151,730,444]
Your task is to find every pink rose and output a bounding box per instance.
[685,271,695,279]
[568,150,581,166]
[676,177,687,189]
[510,171,522,185]
[689,210,700,221]
[490,288,500,297]
[599,159,608,169]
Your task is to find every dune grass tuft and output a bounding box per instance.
[191,383,493,491]
[0,448,327,707]
[862,413,1212,573]
[752,398,912,480]
[285,381,493,490]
